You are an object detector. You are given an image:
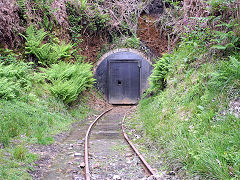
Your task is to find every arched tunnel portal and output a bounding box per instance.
[94,49,153,104]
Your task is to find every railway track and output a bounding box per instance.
[84,106,159,180]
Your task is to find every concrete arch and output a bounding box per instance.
[94,48,152,72]
[94,48,153,104]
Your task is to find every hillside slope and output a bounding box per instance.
[135,1,240,178]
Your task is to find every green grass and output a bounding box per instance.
[0,59,93,179]
[0,96,91,179]
[0,97,90,179]
[0,61,93,146]
[0,99,74,145]
[111,144,128,152]
[138,40,240,179]
[0,142,39,180]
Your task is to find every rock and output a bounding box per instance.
[67,152,74,156]
[92,163,100,169]
[89,152,94,157]
[167,171,176,175]
[72,170,78,173]
[66,169,73,173]
[68,161,73,165]
[74,157,81,161]
[79,162,85,168]
[154,174,165,180]
[74,153,81,157]
[126,156,133,164]
[192,175,201,180]
[126,160,132,164]
[229,98,240,118]
[126,152,133,157]
[77,140,84,145]
[146,175,155,180]
[73,175,84,180]
[91,174,101,179]
[135,134,141,139]
[126,159,132,164]
[113,175,121,180]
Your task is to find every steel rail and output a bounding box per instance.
[122,112,160,179]
[84,108,113,180]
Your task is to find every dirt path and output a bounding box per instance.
[40,117,93,180]
[30,105,151,180]
[29,115,97,180]
[89,106,147,180]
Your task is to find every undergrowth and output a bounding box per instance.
[41,62,95,104]
[138,26,240,179]
[0,144,38,180]
[0,62,32,100]
[21,25,74,66]
[0,49,92,179]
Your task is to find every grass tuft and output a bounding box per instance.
[138,39,240,179]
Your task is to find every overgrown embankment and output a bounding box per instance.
[136,1,240,179]
[0,51,94,179]
[0,0,239,179]
[0,1,97,178]
[0,0,147,178]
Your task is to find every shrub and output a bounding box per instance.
[124,36,140,49]
[21,25,74,65]
[149,54,171,92]
[209,55,240,93]
[207,0,237,13]
[211,21,240,54]
[42,62,95,104]
[0,49,18,65]
[0,62,32,100]
[66,2,110,36]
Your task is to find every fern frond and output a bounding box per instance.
[42,62,95,104]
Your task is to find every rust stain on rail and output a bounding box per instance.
[122,113,162,180]
[84,108,113,180]
[84,107,160,180]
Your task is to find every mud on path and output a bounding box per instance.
[89,106,147,180]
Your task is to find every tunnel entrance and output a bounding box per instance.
[95,49,152,105]
[108,60,140,104]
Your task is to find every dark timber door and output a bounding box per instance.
[108,60,140,104]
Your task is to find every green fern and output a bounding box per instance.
[41,62,95,104]
[0,62,32,100]
[20,25,47,56]
[211,21,240,53]
[21,25,74,65]
[80,0,88,9]
[209,55,240,92]
[49,42,74,64]
[149,54,171,92]
[17,0,27,19]
[34,43,52,64]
